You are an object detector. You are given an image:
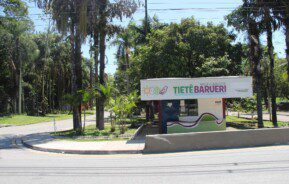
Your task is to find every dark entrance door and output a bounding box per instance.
[161,100,180,134]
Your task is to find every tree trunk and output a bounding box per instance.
[266,9,278,127]
[285,21,289,82]
[94,29,100,128]
[97,0,107,130]
[75,25,83,131]
[16,37,22,114]
[89,58,94,109]
[70,21,82,133]
[248,19,263,128]
[125,50,130,94]
[263,86,268,109]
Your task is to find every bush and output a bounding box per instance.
[110,125,116,132]
[119,124,127,134]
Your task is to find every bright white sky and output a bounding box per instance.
[26,0,286,74]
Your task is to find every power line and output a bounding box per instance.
[5,6,287,18]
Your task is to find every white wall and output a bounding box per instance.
[198,98,223,119]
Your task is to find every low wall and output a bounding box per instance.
[144,128,289,153]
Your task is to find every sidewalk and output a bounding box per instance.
[228,111,289,122]
[21,133,145,154]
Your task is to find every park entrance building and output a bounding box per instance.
[141,76,253,134]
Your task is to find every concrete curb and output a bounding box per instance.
[21,139,143,155]
[130,124,145,140]
[0,124,12,128]
[144,127,289,153]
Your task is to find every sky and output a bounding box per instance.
[26,0,286,74]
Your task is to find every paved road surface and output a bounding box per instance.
[1,113,289,184]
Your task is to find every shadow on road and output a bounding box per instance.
[21,133,55,146]
[0,135,19,149]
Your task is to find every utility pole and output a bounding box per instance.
[144,0,153,122]
[18,42,22,114]
[145,0,148,36]
[44,17,51,113]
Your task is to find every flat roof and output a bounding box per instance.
[141,76,251,81]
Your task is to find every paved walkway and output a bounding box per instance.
[0,114,98,136]
[21,133,144,154]
[228,111,289,122]
[0,112,145,154]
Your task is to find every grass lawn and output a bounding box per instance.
[52,124,139,142]
[276,98,289,103]
[226,115,289,129]
[0,110,94,126]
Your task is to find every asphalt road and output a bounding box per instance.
[1,114,289,184]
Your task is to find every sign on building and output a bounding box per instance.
[141,76,253,101]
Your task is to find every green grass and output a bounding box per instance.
[0,111,94,126]
[52,124,139,142]
[276,98,289,103]
[226,115,289,129]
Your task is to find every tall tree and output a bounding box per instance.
[271,1,289,80]
[87,0,100,128]
[37,0,89,133]
[91,0,138,130]
[1,0,30,114]
[112,28,133,94]
[258,0,280,127]
[227,0,264,127]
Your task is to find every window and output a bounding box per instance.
[180,99,198,116]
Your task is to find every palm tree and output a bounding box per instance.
[112,28,133,94]
[258,0,280,127]
[127,17,167,121]
[86,0,101,128]
[129,16,167,46]
[95,0,137,130]
[227,0,264,128]
[37,0,89,133]
[4,20,31,115]
[272,1,289,80]
[1,0,30,114]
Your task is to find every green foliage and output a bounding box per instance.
[0,0,28,18]
[232,96,257,115]
[52,124,139,141]
[275,59,289,100]
[116,17,245,94]
[111,92,139,134]
[200,55,232,77]
[112,92,138,119]
[241,97,257,114]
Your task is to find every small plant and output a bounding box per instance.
[110,124,116,132]
[147,121,152,127]
[111,92,139,135]
[119,125,127,134]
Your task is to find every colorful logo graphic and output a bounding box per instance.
[159,86,168,95]
[143,86,168,96]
